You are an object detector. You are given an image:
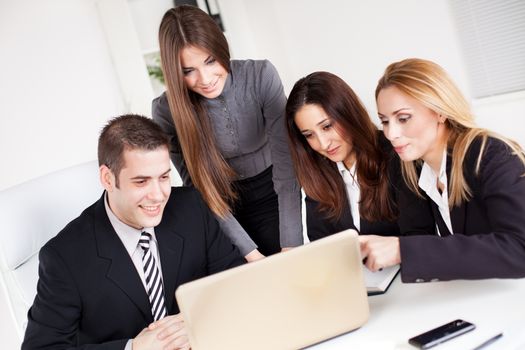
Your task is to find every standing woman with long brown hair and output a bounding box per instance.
[152,5,302,261]
[286,71,402,241]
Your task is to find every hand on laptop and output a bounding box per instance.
[245,249,265,262]
[133,314,190,350]
[358,235,401,272]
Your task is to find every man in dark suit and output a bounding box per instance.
[22,115,245,350]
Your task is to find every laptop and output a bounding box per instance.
[175,229,369,350]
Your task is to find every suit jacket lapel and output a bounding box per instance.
[429,200,451,236]
[93,194,153,323]
[341,193,358,232]
[450,204,466,234]
[156,220,184,314]
[445,148,466,234]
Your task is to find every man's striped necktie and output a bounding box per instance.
[139,232,167,321]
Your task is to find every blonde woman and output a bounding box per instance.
[152,6,302,262]
[360,58,525,281]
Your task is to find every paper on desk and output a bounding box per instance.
[363,264,400,294]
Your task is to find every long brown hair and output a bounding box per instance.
[375,58,525,207]
[286,71,396,222]
[159,5,236,218]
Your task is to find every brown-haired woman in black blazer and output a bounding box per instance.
[286,71,402,242]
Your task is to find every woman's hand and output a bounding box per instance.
[245,249,265,262]
[358,235,401,271]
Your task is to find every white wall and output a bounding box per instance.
[219,0,525,146]
[473,91,525,146]
[0,0,152,191]
[221,1,468,100]
[128,0,174,53]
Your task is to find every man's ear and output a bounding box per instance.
[99,165,115,192]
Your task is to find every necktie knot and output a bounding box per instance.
[139,231,152,250]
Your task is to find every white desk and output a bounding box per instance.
[309,276,525,350]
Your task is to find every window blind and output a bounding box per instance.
[449,0,525,98]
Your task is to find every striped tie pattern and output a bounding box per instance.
[139,232,167,321]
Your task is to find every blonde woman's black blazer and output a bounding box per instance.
[398,136,525,282]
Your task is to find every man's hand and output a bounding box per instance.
[244,249,265,262]
[132,327,163,350]
[358,235,401,272]
[133,314,190,350]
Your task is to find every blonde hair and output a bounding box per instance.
[375,58,525,207]
[159,6,236,218]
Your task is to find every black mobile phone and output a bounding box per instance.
[408,319,476,349]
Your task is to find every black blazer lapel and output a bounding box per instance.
[445,147,466,234]
[93,195,153,323]
[340,198,357,232]
[429,200,451,236]
[156,225,184,314]
[450,204,466,235]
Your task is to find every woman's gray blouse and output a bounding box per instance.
[152,59,303,255]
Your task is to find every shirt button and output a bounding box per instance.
[415,278,425,283]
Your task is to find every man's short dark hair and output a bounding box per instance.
[98,114,170,187]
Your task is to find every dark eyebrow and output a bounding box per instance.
[299,118,329,133]
[378,108,411,118]
[129,169,171,181]
[182,56,213,70]
[393,108,411,114]
[316,118,329,126]
[130,175,151,181]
